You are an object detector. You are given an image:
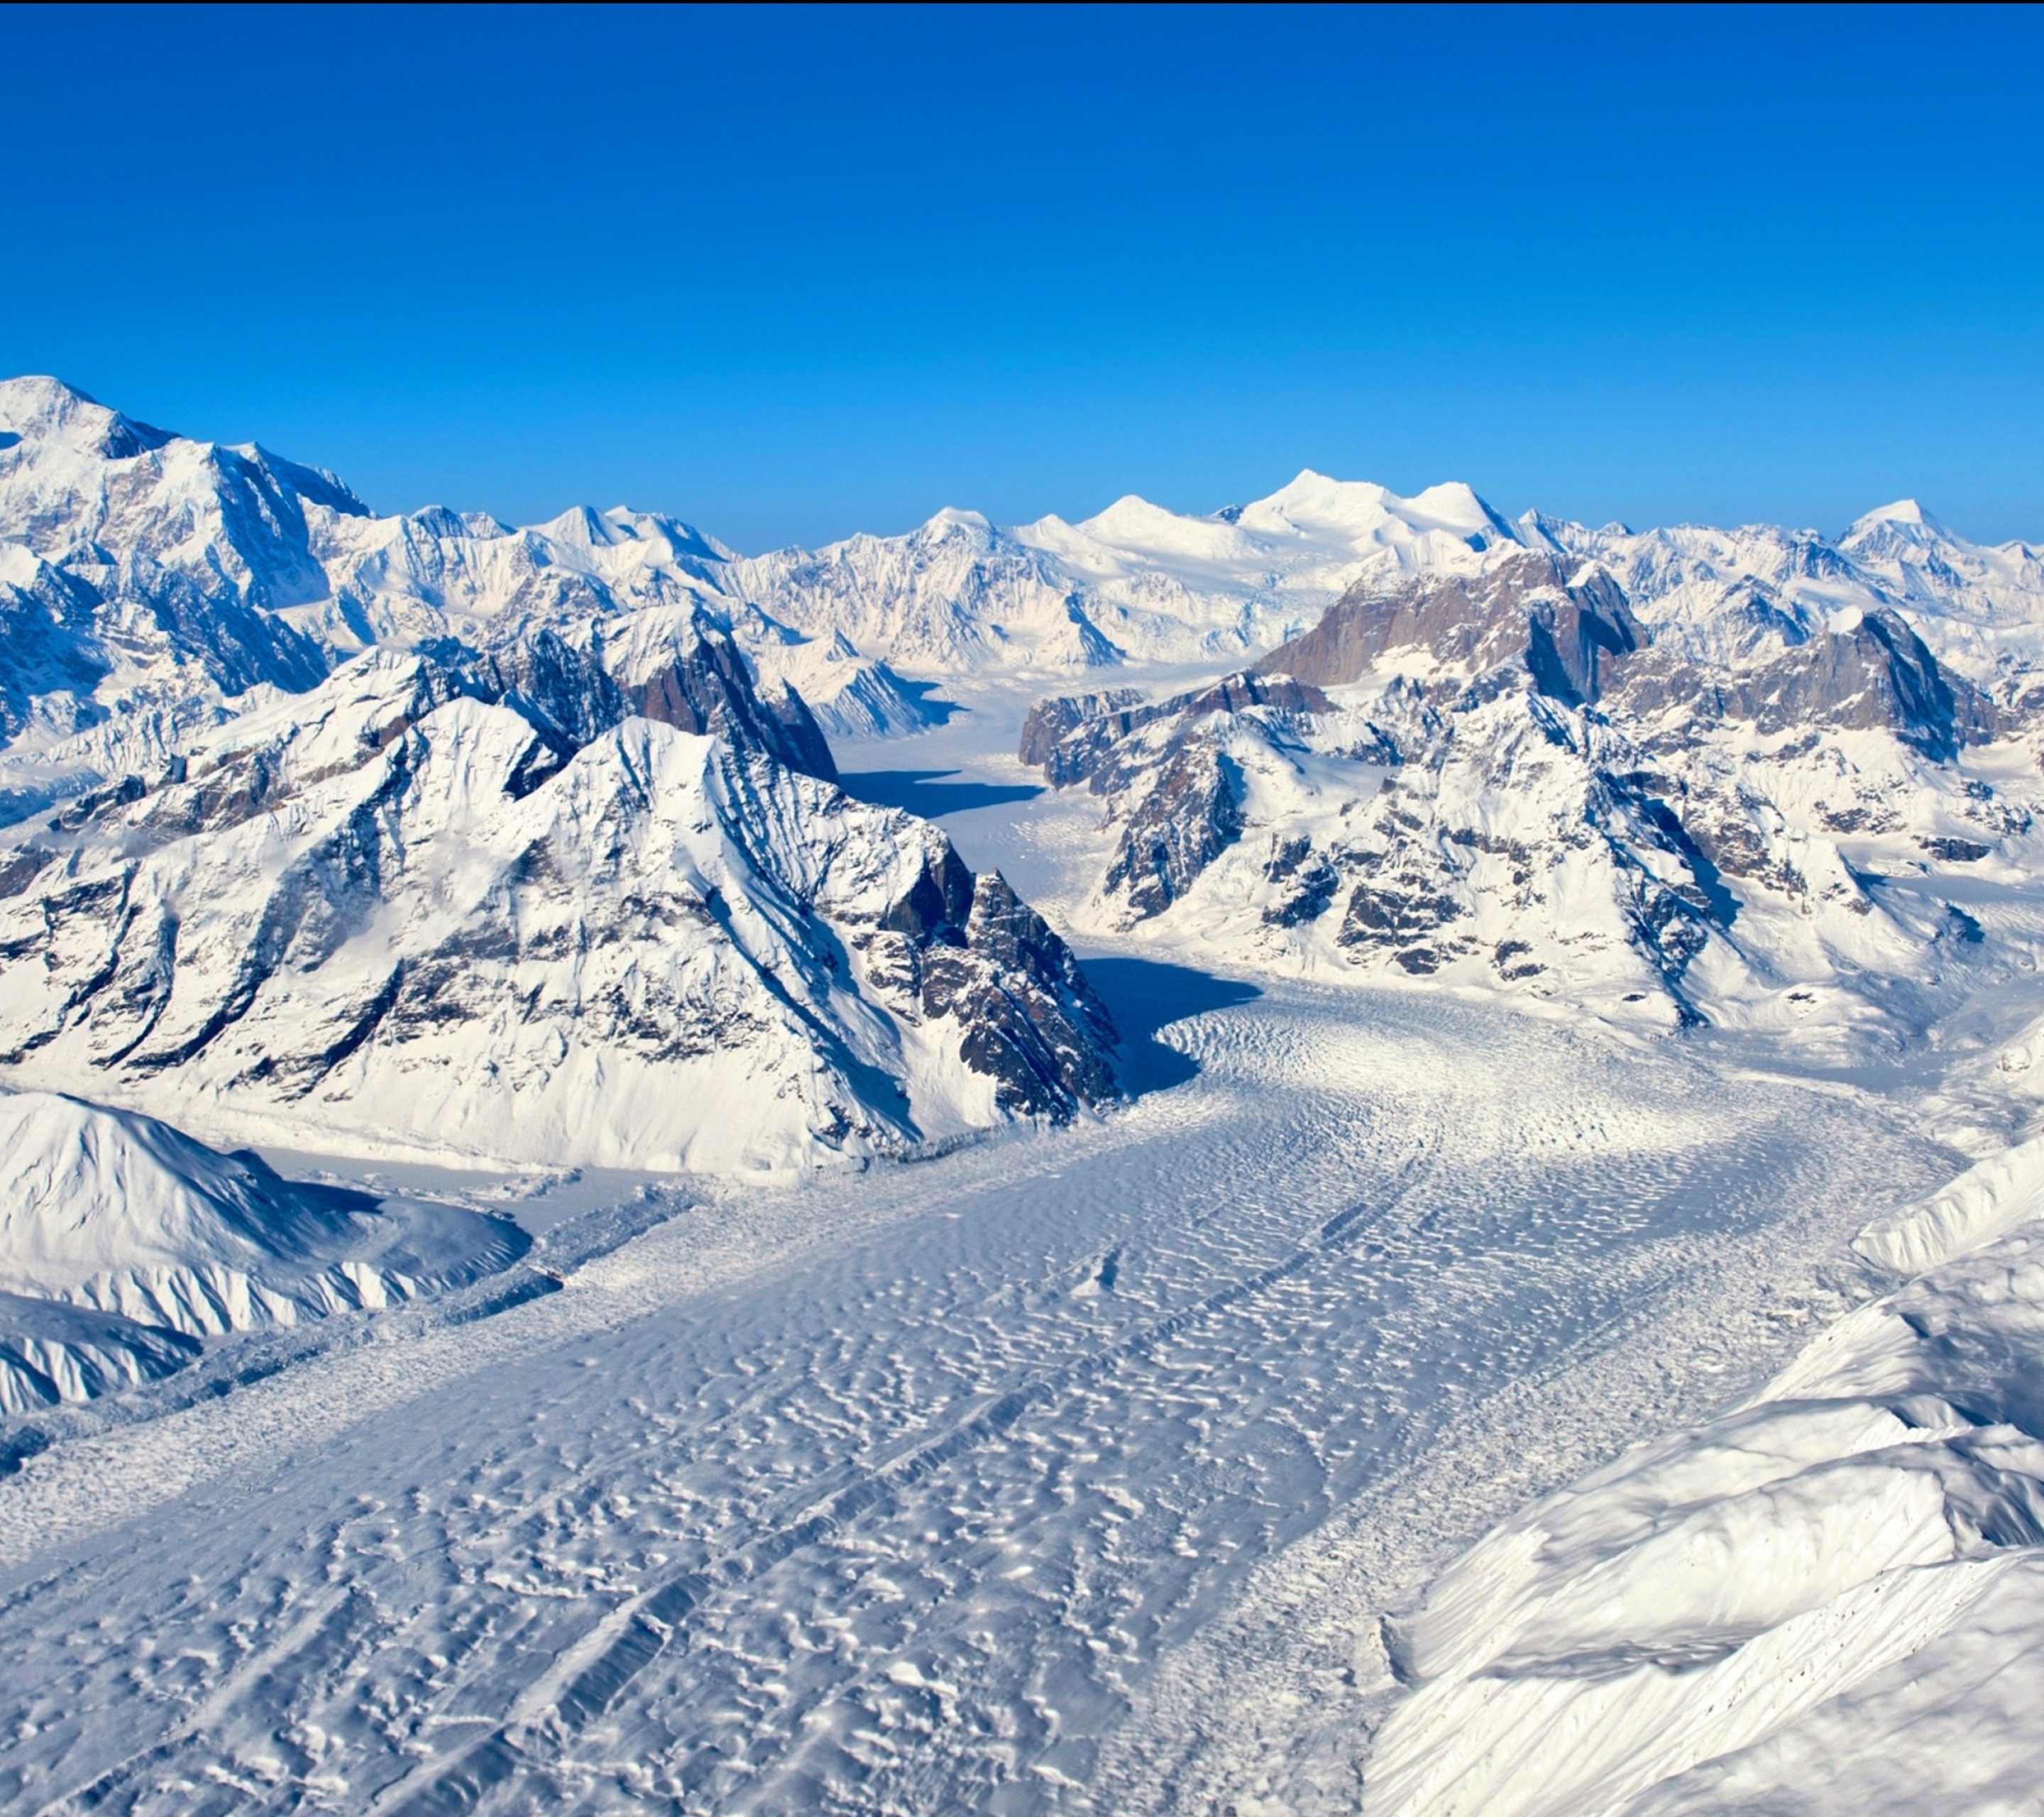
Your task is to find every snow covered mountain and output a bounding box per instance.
[724,474,1522,674]
[9,368,2038,785]
[10,370,2044,1053]
[0,377,934,819]
[0,642,1118,1175]
[0,1087,524,1412]
[1019,548,2043,1036]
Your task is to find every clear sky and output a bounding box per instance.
[4,3,2040,549]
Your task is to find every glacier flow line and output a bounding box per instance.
[364,1156,1439,1817]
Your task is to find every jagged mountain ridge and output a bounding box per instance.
[0,378,932,818]
[0,644,1119,1175]
[1020,551,2044,1036]
[6,374,2040,803]
[9,370,2044,1052]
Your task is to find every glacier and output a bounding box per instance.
[1,373,2044,1813]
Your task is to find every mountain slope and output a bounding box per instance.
[1019,554,2040,1036]
[0,1086,526,1410]
[0,379,923,818]
[0,646,1119,1175]
[1366,1136,2044,1817]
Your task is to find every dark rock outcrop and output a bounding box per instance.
[1017,688,1145,768]
[1020,673,1329,918]
[1020,671,1329,790]
[920,871,1120,1118]
[1615,606,1996,760]
[1100,741,1244,919]
[604,614,837,781]
[1253,553,1642,706]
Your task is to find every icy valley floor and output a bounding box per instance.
[0,699,1984,1816]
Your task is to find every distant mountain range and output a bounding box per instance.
[7,374,2044,1057]
[13,371,2033,802]
[1020,510,2044,1036]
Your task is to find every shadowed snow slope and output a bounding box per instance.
[1365,1139,2044,1817]
[0,1087,526,1410]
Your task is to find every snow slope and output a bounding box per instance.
[7,368,2040,798]
[0,1087,524,1411]
[0,970,1958,1816]
[1364,1134,2044,1817]
[0,646,1118,1175]
[0,378,931,817]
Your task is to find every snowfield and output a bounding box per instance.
[0,961,1961,1815]
[1363,1136,2044,1817]
[0,700,2034,1814]
[10,375,2044,1812]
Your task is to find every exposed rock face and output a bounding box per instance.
[1022,672,1329,913]
[1016,688,1146,769]
[1101,740,1246,919]
[1613,605,1997,759]
[590,608,837,780]
[920,871,1119,1116]
[1253,553,1643,706]
[0,647,1118,1173]
[1023,554,2027,1029]
[1023,672,1328,790]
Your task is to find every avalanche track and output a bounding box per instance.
[0,970,1952,1816]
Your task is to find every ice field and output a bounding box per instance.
[0,698,1979,1816]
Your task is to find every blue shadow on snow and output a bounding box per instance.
[1079,955,1261,1097]
[836,769,1043,818]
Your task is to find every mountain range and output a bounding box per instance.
[5,370,2044,1400]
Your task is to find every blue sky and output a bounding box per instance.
[4,4,2040,547]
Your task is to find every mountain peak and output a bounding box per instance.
[1235,471,1516,549]
[0,374,176,459]
[1847,498,1954,541]
[921,506,991,534]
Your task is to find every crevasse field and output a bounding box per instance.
[0,695,2005,1817]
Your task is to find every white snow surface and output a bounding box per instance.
[0,1086,523,1411]
[0,692,2028,1816]
[0,964,1962,1815]
[1364,1133,2044,1817]
[7,377,2044,1813]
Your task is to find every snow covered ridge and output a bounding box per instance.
[1363,1136,2044,1817]
[0,375,934,818]
[1020,551,2043,1033]
[13,372,2040,795]
[0,1088,524,1413]
[0,644,1119,1175]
